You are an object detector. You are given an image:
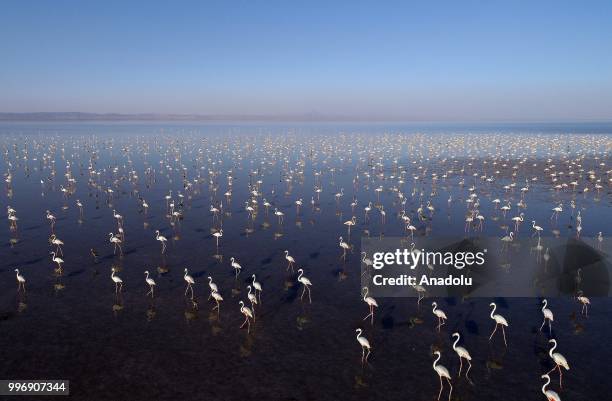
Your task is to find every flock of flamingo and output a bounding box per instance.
[3,131,610,400]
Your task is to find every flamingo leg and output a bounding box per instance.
[307,286,312,303]
[458,358,463,377]
[365,348,370,364]
[548,320,552,335]
[539,319,546,332]
[489,323,498,341]
[438,376,443,401]
[502,326,507,347]
[465,360,472,383]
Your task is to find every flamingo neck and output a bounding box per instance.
[433,353,441,369]
[541,376,550,395]
[452,335,459,350]
[549,341,557,357]
[490,304,496,318]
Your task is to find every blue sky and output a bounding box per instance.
[1,1,611,120]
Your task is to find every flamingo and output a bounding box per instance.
[343,216,356,236]
[532,220,544,237]
[540,299,554,334]
[144,270,156,297]
[355,328,371,365]
[432,302,448,332]
[230,257,242,278]
[155,230,167,253]
[15,268,26,292]
[274,208,284,224]
[111,268,123,293]
[239,300,254,333]
[285,250,296,272]
[339,236,351,260]
[362,287,378,325]
[207,276,219,299]
[211,290,223,317]
[49,234,64,256]
[576,291,590,316]
[432,351,452,401]
[212,229,223,247]
[109,232,123,255]
[364,201,372,220]
[489,302,509,346]
[297,268,312,303]
[512,213,524,232]
[541,374,562,401]
[183,268,195,297]
[252,274,263,303]
[247,285,258,317]
[546,339,570,388]
[76,199,83,216]
[50,251,64,271]
[451,332,472,381]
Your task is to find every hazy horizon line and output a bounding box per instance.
[1,112,612,124]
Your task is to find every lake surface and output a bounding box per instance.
[0,122,611,400]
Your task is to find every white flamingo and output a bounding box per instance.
[144,270,156,297]
[155,230,167,253]
[362,287,378,325]
[239,300,254,333]
[432,302,448,332]
[339,236,351,260]
[230,257,242,278]
[252,274,263,303]
[111,268,123,293]
[355,328,371,365]
[184,268,195,297]
[109,232,123,255]
[211,290,223,317]
[15,268,26,292]
[532,220,544,237]
[50,251,64,271]
[576,291,590,316]
[540,299,554,334]
[547,339,570,388]
[344,216,356,236]
[451,332,472,381]
[285,250,296,272]
[432,351,452,401]
[541,374,562,401]
[213,229,223,247]
[297,268,312,303]
[489,302,509,346]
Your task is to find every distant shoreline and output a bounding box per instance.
[1,112,611,124]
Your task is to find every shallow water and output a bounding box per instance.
[0,122,611,400]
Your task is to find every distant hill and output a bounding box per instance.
[0,112,365,122]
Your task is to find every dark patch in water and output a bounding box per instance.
[382,315,394,329]
[66,269,85,277]
[465,320,479,335]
